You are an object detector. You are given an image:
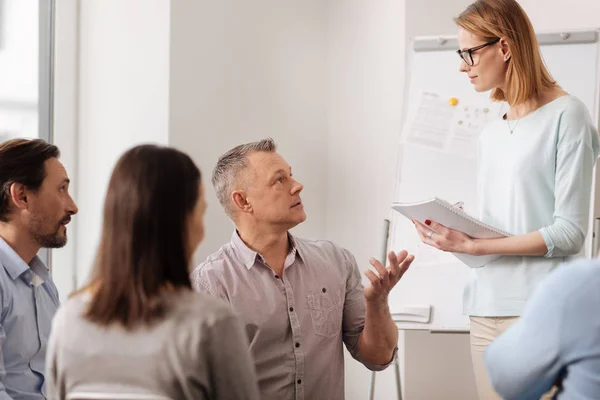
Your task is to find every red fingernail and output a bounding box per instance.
[425,219,431,226]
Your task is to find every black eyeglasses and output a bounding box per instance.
[457,38,500,66]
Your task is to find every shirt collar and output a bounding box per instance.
[0,237,49,283]
[231,231,259,269]
[231,230,303,270]
[287,234,304,262]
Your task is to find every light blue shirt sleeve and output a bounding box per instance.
[538,102,599,258]
[484,259,600,399]
[0,325,15,400]
[484,268,563,399]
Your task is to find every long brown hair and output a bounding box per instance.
[82,145,201,329]
[455,0,557,105]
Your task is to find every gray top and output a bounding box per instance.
[45,289,260,400]
[192,231,394,400]
[485,259,600,400]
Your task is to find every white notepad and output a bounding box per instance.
[392,197,512,268]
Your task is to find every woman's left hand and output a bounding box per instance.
[414,219,477,255]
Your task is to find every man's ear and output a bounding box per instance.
[232,190,252,213]
[9,182,29,211]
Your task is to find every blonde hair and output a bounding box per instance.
[455,0,557,106]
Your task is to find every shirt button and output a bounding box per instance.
[295,342,300,348]
[289,307,294,312]
[274,275,280,279]
[322,287,327,293]
[297,379,302,385]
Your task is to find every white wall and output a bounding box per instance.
[406,0,470,37]
[520,0,600,31]
[406,0,600,36]
[326,1,407,398]
[0,0,38,101]
[169,0,328,264]
[73,0,170,287]
[51,0,79,300]
[0,0,38,139]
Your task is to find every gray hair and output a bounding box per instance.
[212,138,277,218]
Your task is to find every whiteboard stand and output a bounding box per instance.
[368,355,403,400]
[368,220,403,400]
[593,218,600,257]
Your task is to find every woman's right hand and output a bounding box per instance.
[413,219,478,255]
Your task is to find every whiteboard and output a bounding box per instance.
[389,30,600,331]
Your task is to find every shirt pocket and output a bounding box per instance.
[306,287,344,339]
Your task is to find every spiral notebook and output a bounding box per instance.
[392,197,512,268]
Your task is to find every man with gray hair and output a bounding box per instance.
[192,138,414,400]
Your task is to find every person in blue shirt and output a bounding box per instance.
[485,258,600,400]
[0,138,78,399]
[412,0,599,398]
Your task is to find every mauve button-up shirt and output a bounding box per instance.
[191,231,394,400]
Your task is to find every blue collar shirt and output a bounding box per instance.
[0,238,59,399]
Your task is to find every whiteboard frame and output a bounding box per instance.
[413,30,598,52]
[391,29,600,333]
[38,0,56,269]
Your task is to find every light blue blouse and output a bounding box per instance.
[465,95,599,317]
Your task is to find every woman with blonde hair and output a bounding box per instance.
[412,0,599,398]
[45,145,260,400]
